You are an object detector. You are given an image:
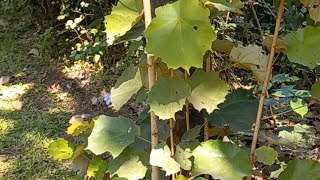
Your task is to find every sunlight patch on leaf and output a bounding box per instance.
[105,0,143,44]
[150,145,180,176]
[192,140,251,179]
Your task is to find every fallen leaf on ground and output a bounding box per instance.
[28,48,40,57]
[12,100,23,110]
[0,76,10,85]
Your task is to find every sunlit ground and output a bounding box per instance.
[0,30,75,179]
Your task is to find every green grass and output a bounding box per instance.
[0,29,75,179]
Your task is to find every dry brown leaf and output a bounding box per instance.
[262,36,287,53]
[301,0,320,22]
[0,76,10,85]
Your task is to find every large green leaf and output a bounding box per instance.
[150,145,180,176]
[114,156,147,180]
[144,0,216,70]
[255,146,278,165]
[86,115,139,157]
[207,89,258,132]
[105,0,143,44]
[278,159,320,180]
[148,77,191,120]
[86,156,108,180]
[311,81,320,100]
[109,147,149,176]
[192,140,251,180]
[48,138,74,161]
[187,69,229,113]
[230,45,268,83]
[111,65,144,110]
[284,26,320,69]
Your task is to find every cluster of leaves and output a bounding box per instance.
[48,0,320,179]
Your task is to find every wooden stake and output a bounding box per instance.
[142,0,159,179]
[184,70,190,131]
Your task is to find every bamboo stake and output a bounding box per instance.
[204,58,211,180]
[142,0,159,179]
[184,70,190,131]
[249,0,286,166]
[170,69,175,180]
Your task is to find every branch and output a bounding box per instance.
[249,0,286,167]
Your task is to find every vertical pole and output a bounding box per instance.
[142,0,159,179]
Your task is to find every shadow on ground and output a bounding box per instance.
[0,26,124,179]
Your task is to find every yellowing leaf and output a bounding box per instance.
[290,98,308,117]
[48,138,74,161]
[87,156,108,179]
[301,0,320,22]
[105,0,143,44]
[262,36,287,53]
[230,44,268,83]
[67,121,90,136]
[145,0,216,70]
[149,99,185,120]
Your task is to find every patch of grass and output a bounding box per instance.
[0,31,75,179]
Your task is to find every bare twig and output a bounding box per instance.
[249,1,264,40]
[249,0,286,167]
[142,0,159,179]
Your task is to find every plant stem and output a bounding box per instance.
[249,0,286,166]
[142,0,159,179]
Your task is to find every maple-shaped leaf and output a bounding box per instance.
[145,0,216,70]
[192,140,252,179]
[230,44,268,83]
[187,69,229,113]
[48,138,74,161]
[105,0,143,44]
[284,26,320,69]
[148,77,191,120]
[86,115,139,157]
